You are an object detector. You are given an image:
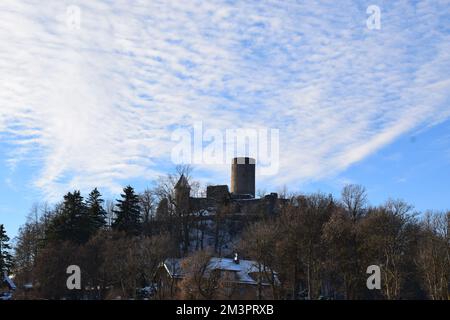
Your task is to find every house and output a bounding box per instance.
[0,272,16,300]
[156,254,279,299]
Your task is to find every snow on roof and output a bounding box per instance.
[210,258,262,284]
[192,209,215,217]
[163,257,278,285]
[163,258,184,278]
[23,283,33,289]
[3,273,16,290]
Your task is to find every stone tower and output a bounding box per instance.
[230,157,255,198]
[175,174,190,213]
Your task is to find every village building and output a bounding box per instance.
[1,272,16,300]
[156,254,279,300]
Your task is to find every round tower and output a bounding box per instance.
[231,157,255,198]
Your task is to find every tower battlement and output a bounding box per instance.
[231,157,255,198]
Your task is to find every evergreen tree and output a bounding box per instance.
[0,224,13,275]
[48,191,89,244]
[112,186,141,235]
[85,188,107,235]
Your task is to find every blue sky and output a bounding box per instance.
[0,0,449,238]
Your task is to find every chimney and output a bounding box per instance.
[233,252,240,264]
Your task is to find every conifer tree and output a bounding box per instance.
[48,190,88,244]
[85,188,107,235]
[0,224,13,275]
[112,186,141,235]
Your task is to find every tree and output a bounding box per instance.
[47,191,89,244]
[99,232,139,299]
[78,230,110,299]
[139,188,156,235]
[12,203,56,298]
[240,220,280,299]
[359,200,419,299]
[85,188,107,235]
[105,199,116,227]
[0,224,13,275]
[33,240,81,299]
[112,186,141,235]
[101,232,173,299]
[10,176,450,300]
[155,198,171,229]
[328,184,368,298]
[341,184,367,222]
[13,221,38,294]
[178,250,219,299]
[322,208,359,299]
[155,165,197,255]
[416,211,449,300]
[134,233,176,293]
[213,202,231,255]
[276,194,335,299]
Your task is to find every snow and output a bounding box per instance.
[3,273,16,290]
[208,258,273,285]
[163,257,279,285]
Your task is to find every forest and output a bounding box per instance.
[0,168,448,300]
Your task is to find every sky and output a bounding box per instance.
[0,0,449,238]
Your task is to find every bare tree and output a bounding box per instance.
[359,200,417,299]
[154,165,198,255]
[240,220,281,299]
[416,211,449,300]
[178,250,219,299]
[105,199,116,227]
[139,189,155,223]
[139,188,156,235]
[323,208,359,299]
[341,184,368,221]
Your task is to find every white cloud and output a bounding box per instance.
[0,0,449,199]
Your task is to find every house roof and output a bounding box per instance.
[163,257,279,286]
[3,273,16,290]
[175,174,190,189]
[163,258,185,279]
